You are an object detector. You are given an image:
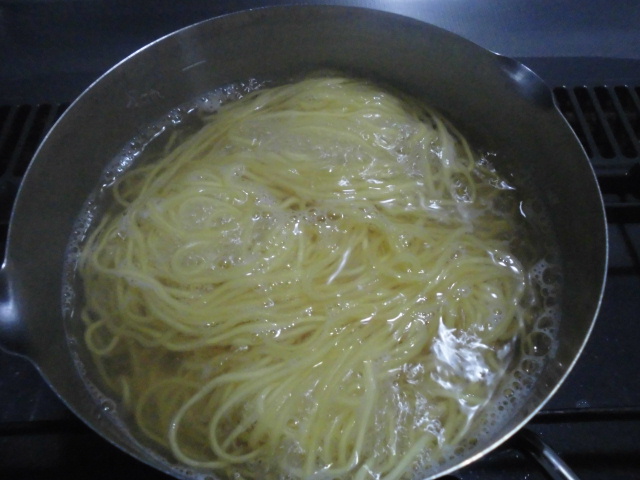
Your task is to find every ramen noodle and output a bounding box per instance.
[73,77,553,480]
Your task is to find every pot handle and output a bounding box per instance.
[0,261,28,357]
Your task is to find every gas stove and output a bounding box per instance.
[1,2,639,479]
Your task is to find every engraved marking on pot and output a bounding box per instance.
[182,60,207,72]
[126,89,163,108]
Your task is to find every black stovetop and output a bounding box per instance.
[1,2,640,479]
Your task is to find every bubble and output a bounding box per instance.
[196,94,222,114]
[521,358,540,375]
[71,352,86,376]
[101,399,117,413]
[61,283,76,317]
[537,315,555,330]
[542,266,561,285]
[530,259,549,284]
[527,331,553,357]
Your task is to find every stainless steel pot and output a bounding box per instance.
[0,5,607,479]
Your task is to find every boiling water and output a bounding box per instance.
[62,77,562,480]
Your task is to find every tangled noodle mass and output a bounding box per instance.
[78,77,535,480]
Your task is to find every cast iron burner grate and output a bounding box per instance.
[553,85,640,167]
[553,84,640,223]
[0,103,69,247]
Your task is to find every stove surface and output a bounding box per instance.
[1,2,639,479]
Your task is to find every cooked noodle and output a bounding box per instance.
[78,77,532,479]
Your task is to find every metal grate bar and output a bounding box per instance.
[0,105,12,162]
[11,104,51,176]
[0,103,68,180]
[0,103,68,236]
[0,418,87,436]
[5,105,39,176]
[0,106,30,177]
[553,87,594,158]
[576,86,617,159]
[614,86,640,144]
[606,203,640,223]
[553,85,640,175]
[614,86,640,147]
[595,86,638,158]
[535,406,640,424]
